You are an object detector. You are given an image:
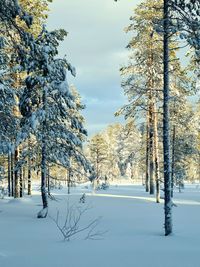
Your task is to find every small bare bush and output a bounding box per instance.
[51,202,106,241]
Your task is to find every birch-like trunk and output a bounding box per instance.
[163,0,172,236]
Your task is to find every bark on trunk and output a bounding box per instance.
[39,133,48,215]
[199,151,200,184]
[28,139,31,195]
[149,101,155,195]
[37,88,48,218]
[14,147,19,198]
[171,125,176,197]
[11,152,14,197]
[23,166,26,191]
[19,167,23,198]
[67,168,71,195]
[145,112,150,192]
[118,162,127,177]
[163,0,172,236]
[153,103,160,203]
[147,35,155,195]
[8,151,11,197]
[47,164,50,195]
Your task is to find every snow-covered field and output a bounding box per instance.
[1,183,200,267]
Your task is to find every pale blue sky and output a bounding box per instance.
[47,0,142,135]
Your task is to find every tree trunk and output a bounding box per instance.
[153,103,160,203]
[23,166,26,191]
[8,151,11,197]
[67,168,71,194]
[14,147,19,198]
[130,162,134,180]
[27,139,31,195]
[96,159,99,181]
[118,162,127,177]
[19,167,23,198]
[145,112,150,192]
[37,88,48,218]
[199,151,200,184]
[171,125,176,197]
[11,152,14,197]
[47,164,50,195]
[163,0,172,236]
[149,101,155,195]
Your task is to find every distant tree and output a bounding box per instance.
[102,124,122,181]
[88,134,108,182]
[115,121,141,179]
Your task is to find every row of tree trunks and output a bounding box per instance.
[7,143,32,198]
[143,5,172,231]
[145,102,160,203]
[144,33,159,199]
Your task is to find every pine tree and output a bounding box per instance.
[0,0,33,197]
[102,124,122,181]
[88,134,108,183]
[115,121,141,179]
[19,27,89,217]
[118,0,182,201]
[0,0,52,198]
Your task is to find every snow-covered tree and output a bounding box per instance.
[101,124,122,181]
[115,121,141,179]
[0,0,34,197]
[87,122,142,183]
[118,0,187,199]
[19,27,89,217]
[88,134,108,182]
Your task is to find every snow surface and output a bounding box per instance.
[0,183,200,267]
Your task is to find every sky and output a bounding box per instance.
[47,0,142,136]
